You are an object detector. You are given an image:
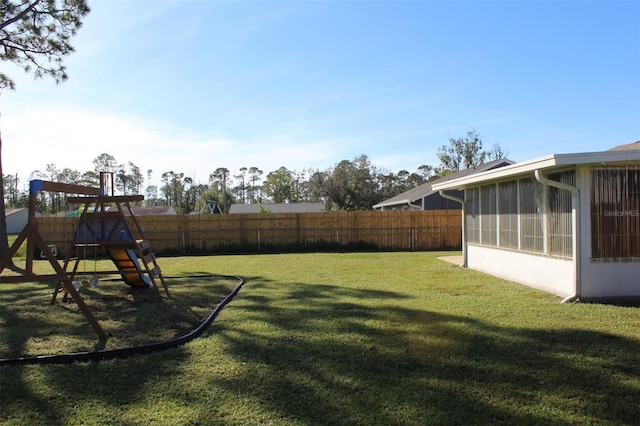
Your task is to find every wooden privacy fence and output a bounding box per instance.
[36,210,462,256]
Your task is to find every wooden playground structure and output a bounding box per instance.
[0,173,170,340]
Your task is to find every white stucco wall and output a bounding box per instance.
[581,262,640,299]
[467,245,575,297]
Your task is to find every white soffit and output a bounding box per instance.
[432,150,640,191]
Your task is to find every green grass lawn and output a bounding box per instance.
[1,251,638,425]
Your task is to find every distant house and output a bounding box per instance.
[432,147,640,303]
[373,159,514,211]
[61,205,177,217]
[229,203,325,214]
[6,208,41,234]
[129,206,177,216]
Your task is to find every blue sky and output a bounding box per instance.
[2,0,639,189]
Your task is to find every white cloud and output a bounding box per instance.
[1,102,353,189]
[2,104,213,184]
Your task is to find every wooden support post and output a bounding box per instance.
[30,223,107,340]
[0,226,28,274]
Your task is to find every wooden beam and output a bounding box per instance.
[31,180,101,196]
[66,195,145,204]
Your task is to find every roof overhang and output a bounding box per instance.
[432,150,640,191]
[373,199,414,209]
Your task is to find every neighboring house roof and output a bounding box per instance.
[130,206,177,215]
[373,159,514,210]
[5,207,39,234]
[432,149,640,191]
[229,203,325,214]
[608,141,640,151]
[6,208,27,216]
[6,207,42,218]
[57,206,176,217]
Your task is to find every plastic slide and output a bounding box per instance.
[106,248,151,287]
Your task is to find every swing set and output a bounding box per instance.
[1,173,170,340]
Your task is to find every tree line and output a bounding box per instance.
[0,3,507,259]
[3,131,507,214]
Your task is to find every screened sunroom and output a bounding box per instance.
[432,149,640,302]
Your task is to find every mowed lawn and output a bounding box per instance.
[1,251,638,425]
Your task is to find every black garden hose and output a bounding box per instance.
[0,274,245,366]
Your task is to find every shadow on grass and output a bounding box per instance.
[0,273,234,424]
[0,345,192,426]
[0,273,638,425]
[208,277,639,425]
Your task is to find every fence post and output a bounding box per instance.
[411,228,415,251]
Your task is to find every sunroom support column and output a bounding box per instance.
[439,190,466,267]
[534,170,581,302]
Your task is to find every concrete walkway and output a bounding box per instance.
[437,255,463,266]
